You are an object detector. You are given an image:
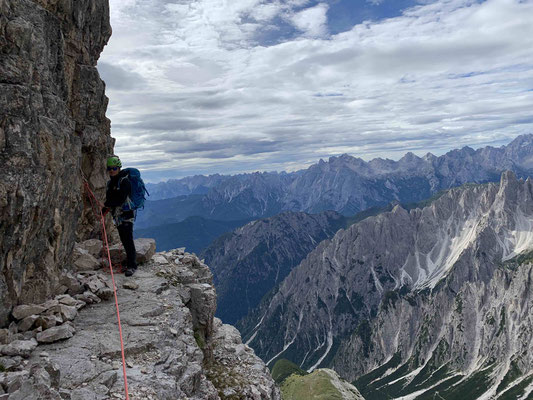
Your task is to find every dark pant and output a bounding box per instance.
[117,222,137,271]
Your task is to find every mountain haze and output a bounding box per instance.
[202,211,347,325]
[134,216,251,254]
[140,135,533,229]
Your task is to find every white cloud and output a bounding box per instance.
[289,3,329,37]
[99,0,533,179]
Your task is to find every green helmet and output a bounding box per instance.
[106,156,122,168]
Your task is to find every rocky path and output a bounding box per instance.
[1,247,280,399]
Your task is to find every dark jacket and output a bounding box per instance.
[105,170,135,221]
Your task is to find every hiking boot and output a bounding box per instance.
[125,268,137,277]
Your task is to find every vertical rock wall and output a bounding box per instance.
[0,0,113,326]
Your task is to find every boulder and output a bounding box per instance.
[0,329,8,345]
[108,244,125,265]
[74,253,101,272]
[0,356,23,371]
[96,287,114,301]
[40,299,59,310]
[57,295,78,307]
[34,316,57,330]
[82,275,106,294]
[47,305,77,322]
[17,315,38,332]
[77,239,103,258]
[12,305,46,321]
[135,238,156,263]
[36,324,76,344]
[59,273,85,296]
[123,281,139,290]
[188,283,216,342]
[2,362,63,399]
[0,339,38,357]
[108,238,156,265]
[74,291,101,305]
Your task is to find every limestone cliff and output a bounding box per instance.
[0,0,113,326]
[242,172,533,398]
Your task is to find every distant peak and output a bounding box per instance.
[329,153,355,161]
[508,133,533,147]
[399,152,420,162]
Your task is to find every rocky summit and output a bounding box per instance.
[0,245,280,399]
[242,172,533,399]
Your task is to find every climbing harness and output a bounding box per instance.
[83,178,130,400]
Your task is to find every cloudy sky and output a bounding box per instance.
[98,0,533,182]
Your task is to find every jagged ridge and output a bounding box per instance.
[140,135,533,228]
[240,172,533,400]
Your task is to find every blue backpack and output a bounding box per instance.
[120,168,149,211]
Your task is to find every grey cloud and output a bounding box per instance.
[97,62,147,90]
[161,137,283,156]
[112,131,197,143]
[131,118,211,132]
[408,115,446,125]
[102,0,533,178]
[192,97,239,110]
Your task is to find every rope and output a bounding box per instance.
[83,179,123,273]
[82,178,130,400]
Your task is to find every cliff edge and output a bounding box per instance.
[0,245,281,399]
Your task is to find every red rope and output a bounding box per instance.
[84,182,123,273]
[83,180,130,400]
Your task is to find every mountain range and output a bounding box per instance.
[238,172,533,399]
[139,135,533,230]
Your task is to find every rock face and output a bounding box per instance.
[336,263,533,399]
[202,210,347,324]
[1,249,280,400]
[0,0,113,326]
[140,135,533,228]
[241,172,533,399]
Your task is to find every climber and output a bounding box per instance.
[102,155,137,277]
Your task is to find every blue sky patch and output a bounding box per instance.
[326,0,429,34]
